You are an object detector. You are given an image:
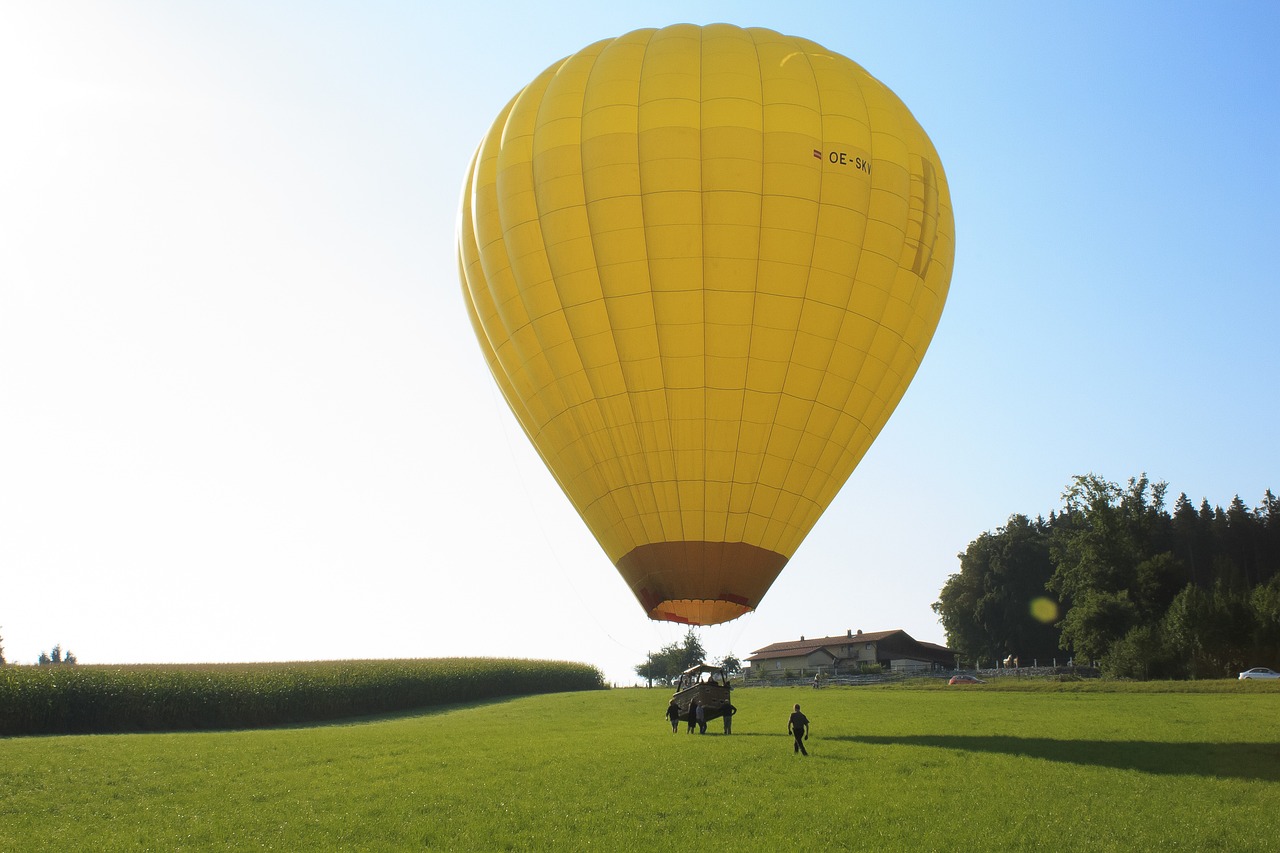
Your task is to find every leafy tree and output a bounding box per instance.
[940,473,1279,679]
[634,629,705,686]
[0,626,5,666]
[1131,552,1185,622]
[1250,574,1280,664]
[635,642,679,686]
[1104,624,1177,680]
[1258,490,1280,587]
[1160,580,1258,678]
[1214,495,1260,588]
[1171,492,1206,586]
[37,644,76,667]
[933,514,1060,663]
[932,545,986,660]
[1163,583,1212,678]
[1058,589,1137,662]
[1048,474,1185,662]
[718,653,741,676]
[1203,580,1256,675]
[1049,475,1141,603]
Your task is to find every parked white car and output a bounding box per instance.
[1238,667,1280,680]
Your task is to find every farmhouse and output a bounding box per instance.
[746,629,955,677]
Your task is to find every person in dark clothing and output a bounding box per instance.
[788,703,809,755]
[665,699,680,733]
[687,700,699,733]
[696,700,707,734]
[722,702,737,734]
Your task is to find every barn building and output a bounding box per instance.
[746,629,955,677]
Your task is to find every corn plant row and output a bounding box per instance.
[0,658,605,736]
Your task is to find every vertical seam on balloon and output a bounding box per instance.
[573,39,659,564]
[473,95,549,441]
[466,100,516,391]
[795,45,890,544]
[798,48,878,537]
[751,34,826,556]
[645,26,686,550]
[459,144,521,428]
[719,26,769,554]
[532,46,675,630]
[596,28,679,559]
[529,48,626,559]
[479,92,645,649]
[637,28,686,553]
[631,31,677,567]
[782,37,830,553]
[496,71,586,489]
[697,23,708,600]
[847,80,909,473]
[574,32,667,563]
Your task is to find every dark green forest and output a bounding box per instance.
[933,474,1280,679]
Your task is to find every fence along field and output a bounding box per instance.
[0,658,605,736]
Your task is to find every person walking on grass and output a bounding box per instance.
[722,702,737,734]
[687,700,699,734]
[666,699,680,733]
[696,700,707,734]
[788,703,809,756]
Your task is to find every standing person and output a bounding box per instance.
[665,699,680,734]
[687,700,699,734]
[722,702,737,734]
[696,700,707,734]
[788,703,810,756]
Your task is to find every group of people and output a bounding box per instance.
[665,697,737,734]
[663,699,811,755]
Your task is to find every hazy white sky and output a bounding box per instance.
[2,2,1277,683]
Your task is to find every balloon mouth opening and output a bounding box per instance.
[618,541,787,626]
[648,598,754,626]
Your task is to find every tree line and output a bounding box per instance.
[0,631,78,668]
[635,629,741,686]
[933,474,1280,679]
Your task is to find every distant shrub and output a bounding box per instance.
[0,658,605,736]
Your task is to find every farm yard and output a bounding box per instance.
[1,667,1277,851]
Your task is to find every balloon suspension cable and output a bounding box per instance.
[485,382,642,659]
[645,608,753,672]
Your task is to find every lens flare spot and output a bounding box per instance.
[1030,596,1059,624]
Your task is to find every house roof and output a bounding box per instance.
[745,629,907,661]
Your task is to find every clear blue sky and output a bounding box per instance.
[2,2,1276,683]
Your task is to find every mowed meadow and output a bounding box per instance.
[2,677,1278,851]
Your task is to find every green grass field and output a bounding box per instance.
[2,680,1277,851]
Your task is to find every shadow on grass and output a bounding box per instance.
[843,734,1280,781]
[281,696,519,730]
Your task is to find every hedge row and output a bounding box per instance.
[0,658,606,736]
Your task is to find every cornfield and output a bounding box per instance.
[0,658,605,736]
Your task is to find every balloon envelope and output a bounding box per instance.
[458,24,954,625]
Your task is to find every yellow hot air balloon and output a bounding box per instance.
[457,23,953,626]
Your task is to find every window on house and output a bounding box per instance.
[866,643,872,649]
